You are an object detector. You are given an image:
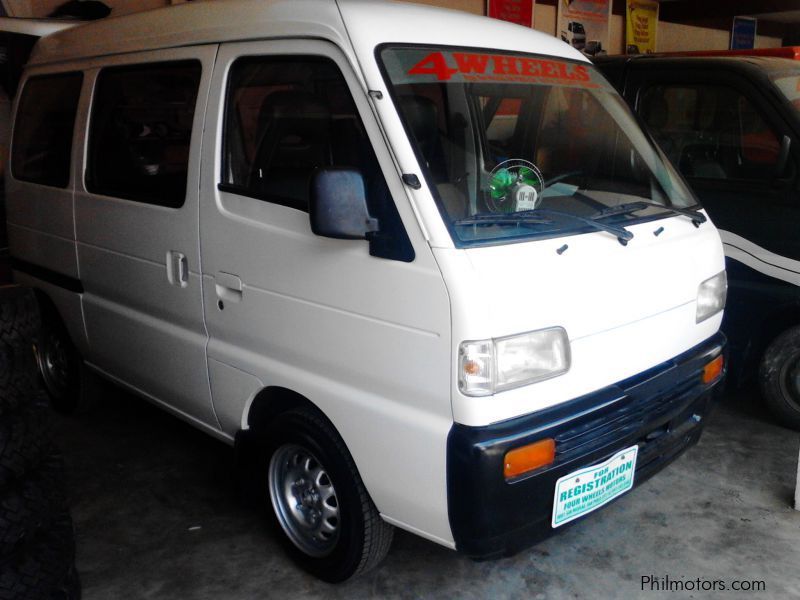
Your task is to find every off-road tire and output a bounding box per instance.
[0,510,77,600]
[0,287,41,414]
[0,402,53,489]
[0,454,67,557]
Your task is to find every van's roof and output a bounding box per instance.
[28,0,584,67]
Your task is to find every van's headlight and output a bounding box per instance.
[458,327,571,396]
[696,270,727,323]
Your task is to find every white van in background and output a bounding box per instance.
[7,0,727,583]
[561,20,587,51]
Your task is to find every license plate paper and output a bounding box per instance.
[552,445,638,528]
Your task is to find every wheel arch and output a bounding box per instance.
[30,287,64,329]
[245,385,322,432]
[236,386,353,464]
[232,384,370,516]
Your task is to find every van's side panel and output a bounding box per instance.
[7,64,87,349]
[200,40,455,545]
[74,46,220,429]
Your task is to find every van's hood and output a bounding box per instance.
[439,213,726,426]
[463,216,723,341]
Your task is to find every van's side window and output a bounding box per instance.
[12,73,83,188]
[222,56,379,213]
[640,84,782,181]
[86,61,201,208]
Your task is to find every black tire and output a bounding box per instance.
[0,287,40,353]
[35,308,83,415]
[0,453,67,557]
[261,408,393,582]
[0,402,54,489]
[0,287,42,414]
[0,511,77,600]
[759,325,800,431]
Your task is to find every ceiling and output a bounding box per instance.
[752,9,800,24]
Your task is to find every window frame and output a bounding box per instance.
[628,62,799,192]
[219,54,369,212]
[84,59,203,209]
[640,81,783,182]
[11,71,84,189]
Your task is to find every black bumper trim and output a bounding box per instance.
[447,332,727,559]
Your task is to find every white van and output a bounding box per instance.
[6,0,727,583]
[561,21,587,51]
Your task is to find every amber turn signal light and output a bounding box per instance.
[504,438,556,479]
[702,355,724,384]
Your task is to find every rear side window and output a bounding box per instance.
[12,73,83,188]
[86,61,201,208]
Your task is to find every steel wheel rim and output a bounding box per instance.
[36,332,70,401]
[268,443,340,557]
[778,354,800,413]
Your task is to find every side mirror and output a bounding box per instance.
[310,169,379,240]
[773,134,792,180]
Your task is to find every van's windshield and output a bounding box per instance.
[379,47,697,246]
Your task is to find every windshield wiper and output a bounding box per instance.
[591,201,707,226]
[454,214,554,227]
[454,210,633,244]
[528,208,634,245]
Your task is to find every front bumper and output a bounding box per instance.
[447,332,727,559]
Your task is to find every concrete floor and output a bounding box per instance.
[53,382,799,600]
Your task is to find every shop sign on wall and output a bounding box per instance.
[487,0,534,28]
[625,0,658,54]
[557,0,612,58]
[731,16,757,50]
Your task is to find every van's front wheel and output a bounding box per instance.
[263,409,393,582]
[760,326,800,431]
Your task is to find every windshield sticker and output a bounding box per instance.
[386,49,605,88]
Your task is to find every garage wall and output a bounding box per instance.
[0,0,786,53]
[529,4,781,53]
[398,1,783,54]
[657,20,782,52]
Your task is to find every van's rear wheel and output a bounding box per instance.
[34,314,82,414]
[263,408,393,582]
[759,326,800,431]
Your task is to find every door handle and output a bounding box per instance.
[166,251,188,288]
[215,271,243,302]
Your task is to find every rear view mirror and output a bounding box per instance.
[310,169,379,239]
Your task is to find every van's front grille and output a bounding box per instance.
[553,375,700,463]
